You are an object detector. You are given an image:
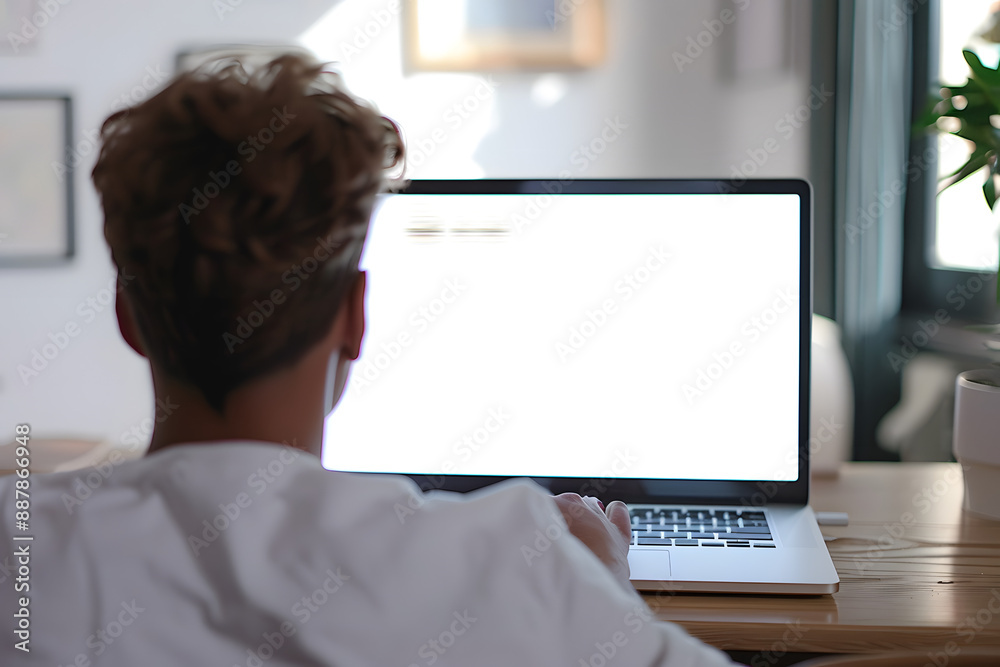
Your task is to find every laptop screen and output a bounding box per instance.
[323,180,806,485]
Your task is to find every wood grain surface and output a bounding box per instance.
[641,463,1000,654]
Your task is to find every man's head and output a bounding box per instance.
[93,54,403,414]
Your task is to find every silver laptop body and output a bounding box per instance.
[324,178,840,595]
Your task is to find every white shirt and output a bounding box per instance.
[0,441,733,666]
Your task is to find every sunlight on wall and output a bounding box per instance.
[298,0,496,178]
[530,73,569,109]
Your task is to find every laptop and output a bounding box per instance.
[323,178,840,595]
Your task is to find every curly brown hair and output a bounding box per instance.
[93,54,404,411]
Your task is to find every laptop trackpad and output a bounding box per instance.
[628,550,671,580]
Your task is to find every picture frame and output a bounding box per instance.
[0,94,74,265]
[403,0,606,71]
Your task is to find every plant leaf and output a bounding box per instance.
[964,49,1000,85]
[951,125,993,146]
[914,98,946,129]
[963,50,1000,114]
[940,152,991,189]
[940,147,990,179]
[984,172,998,208]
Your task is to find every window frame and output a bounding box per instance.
[902,0,1000,333]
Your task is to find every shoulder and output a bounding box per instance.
[0,443,733,665]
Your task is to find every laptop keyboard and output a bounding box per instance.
[629,506,776,548]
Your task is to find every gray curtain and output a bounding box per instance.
[834,0,913,459]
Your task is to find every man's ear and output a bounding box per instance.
[115,293,147,358]
[344,271,366,361]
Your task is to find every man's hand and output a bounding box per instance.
[553,494,632,588]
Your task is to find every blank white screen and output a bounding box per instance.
[323,192,801,482]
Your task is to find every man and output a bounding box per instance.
[0,54,733,665]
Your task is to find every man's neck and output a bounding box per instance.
[145,368,327,459]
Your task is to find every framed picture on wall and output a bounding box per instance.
[403,0,606,71]
[0,95,74,265]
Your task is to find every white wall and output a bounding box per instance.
[0,0,816,449]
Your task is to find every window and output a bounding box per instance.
[902,0,1000,329]
[934,0,1000,272]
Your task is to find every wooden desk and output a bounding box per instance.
[640,463,1000,654]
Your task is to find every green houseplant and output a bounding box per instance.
[919,48,1000,347]
[919,49,1000,520]
[920,50,1000,217]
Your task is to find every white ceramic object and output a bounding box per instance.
[953,368,1000,520]
[810,315,854,476]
